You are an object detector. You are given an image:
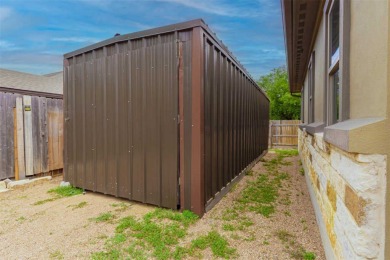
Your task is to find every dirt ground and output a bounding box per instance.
[0,151,325,260]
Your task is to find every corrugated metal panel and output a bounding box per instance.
[64,32,179,209]
[203,33,269,207]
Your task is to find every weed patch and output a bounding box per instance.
[93,208,205,259]
[49,250,64,260]
[68,201,88,210]
[49,186,83,197]
[275,229,316,259]
[110,202,131,212]
[92,212,115,223]
[33,186,82,206]
[190,230,236,259]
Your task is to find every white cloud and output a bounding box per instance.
[51,37,101,43]
[0,40,19,50]
[0,7,12,23]
[156,0,258,17]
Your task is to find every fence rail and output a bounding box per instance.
[268,120,300,148]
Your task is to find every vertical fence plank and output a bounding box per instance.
[40,97,49,173]
[5,94,15,178]
[0,93,6,179]
[23,96,34,176]
[58,99,64,169]
[13,107,19,180]
[16,97,26,179]
[31,96,42,174]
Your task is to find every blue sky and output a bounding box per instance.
[0,0,285,80]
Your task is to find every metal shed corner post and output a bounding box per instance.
[189,26,205,216]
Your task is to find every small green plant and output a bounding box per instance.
[275,149,299,157]
[49,250,64,260]
[276,230,294,243]
[33,186,83,205]
[246,170,254,176]
[68,201,88,210]
[48,186,83,197]
[91,249,121,260]
[303,251,316,260]
[93,212,115,223]
[263,239,270,245]
[110,202,131,212]
[300,168,305,176]
[16,216,26,222]
[190,231,236,259]
[230,233,241,240]
[222,223,235,231]
[33,197,58,205]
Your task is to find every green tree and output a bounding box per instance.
[258,66,301,120]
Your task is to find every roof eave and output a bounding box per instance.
[281,0,324,93]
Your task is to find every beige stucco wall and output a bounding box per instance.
[313,18,325,123]
[350,0,389,119]
[303,75,309,123]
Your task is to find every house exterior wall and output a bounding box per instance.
[299,129,387,259]
[303,76,309,124]
[297,0,390,258]
[349,0,388,119]
[313,18,325,123]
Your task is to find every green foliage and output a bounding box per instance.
[258,67,301,120]
[95,208,201,260]
[190,231,237,259]
[92,212,115,223]
[68,201,88,210]
[303,251,316,260]
[48,186,83,197]
[34,186,83,205]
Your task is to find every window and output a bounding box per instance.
[326,0,348,125]
[329,0,340,68]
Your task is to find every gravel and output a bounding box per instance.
[0,151,325,259]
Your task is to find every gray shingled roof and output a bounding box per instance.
[0,68,63,94]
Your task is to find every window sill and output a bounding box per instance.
[305,122,325,136]
[323,117,387,154]
[298,123,307,131]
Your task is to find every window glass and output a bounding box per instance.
[330,0,340,66]
[333,70,340,122]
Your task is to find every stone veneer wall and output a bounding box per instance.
[298,129,387,259]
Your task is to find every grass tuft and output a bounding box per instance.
[190,231,236,259]
[95,208,202,260]
[68,201,88,210]
[93,212,115,223]
[33,186,83,206]
[48,186,83,197]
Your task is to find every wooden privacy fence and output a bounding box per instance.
[268,120,300,148]
[0,92,63,180]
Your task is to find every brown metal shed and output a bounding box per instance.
[63,19,269,216]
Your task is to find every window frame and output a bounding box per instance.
[308,52,315,124]
[324,0,350,126]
